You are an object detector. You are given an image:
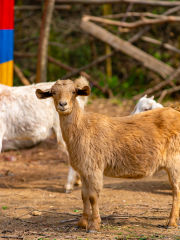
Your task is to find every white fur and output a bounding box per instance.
[131,95,163,114]
[0,76,88,192]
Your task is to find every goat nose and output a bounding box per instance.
[59,102,67,107]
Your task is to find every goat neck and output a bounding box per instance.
[59,98,83,143]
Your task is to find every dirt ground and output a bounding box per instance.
[0,99,180,240]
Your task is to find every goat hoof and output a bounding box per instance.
[166,220,178,229]
[88,220,100,232]
[76,217,89,229]
[87,229,96,233]
[65,189,72,194]
[166,225,177,229]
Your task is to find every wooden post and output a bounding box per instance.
[103,4,112,78]
[36,0,55,82]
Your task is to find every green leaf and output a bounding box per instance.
[74,209,79,212]
[2,206,7,210]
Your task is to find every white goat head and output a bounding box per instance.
[131,95,163,114]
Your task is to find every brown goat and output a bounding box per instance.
[36,79,180,232]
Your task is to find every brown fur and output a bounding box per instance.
[36,79,180,231]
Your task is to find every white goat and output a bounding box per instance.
[131,95,163,114]
[0,76,88,192]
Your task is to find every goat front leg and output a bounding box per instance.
[88,173,103,232]
[76,177,90,229]
[0,125,5,153]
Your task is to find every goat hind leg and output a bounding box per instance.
[166,170,180,228]
[65,165,78,193]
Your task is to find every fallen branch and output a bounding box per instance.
[55,0,180,7]
[80,72,114,98]
[47,55,75,72]
[15,36,39,44]
[14,51,75,72]
[60,218,79,223]
[156,86,180,102]
[14,52,37,58]
[141,36,180,55]
[14,5,71,10]
[118,16,180,28]
[157,90,168,103]
[133,66,180,100]
[101,213,166,220]
[14,64,31,85]
[83,15,180,29]
[80,19,174,78]
[1,237,23,239]
[62,50,118,79]
[15,12,35,23]
[102,12,170,19]
[128,5,180,43]
[49,40,87,49]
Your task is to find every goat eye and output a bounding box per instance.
[72,91,76,94]
[52,91,56,95]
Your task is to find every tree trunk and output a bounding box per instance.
[36,0,55,82]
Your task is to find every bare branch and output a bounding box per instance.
[133,66,180,100]
[47,56,75,72]
[55,0,180,7]
[15,36,39,44]
[14,5,71,10]
[62,50,117,79]
[83,15,180,29]
[14,64,31,86]
[102,12,169,19]
[128,5,180,43]
[14,52,37,58]
[157,86,180,103]
[141,36,180,55]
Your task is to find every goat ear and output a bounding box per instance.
[131,105,137,115]
[143,94,147,98]
[76,86,91,96]
[36,88,52,99]
[150,95,154,99]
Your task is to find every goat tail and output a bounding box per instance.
[171,102,180,112]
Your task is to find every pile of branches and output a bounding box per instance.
[14,0,180,101]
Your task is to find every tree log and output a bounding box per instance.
[80,20,174,79]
